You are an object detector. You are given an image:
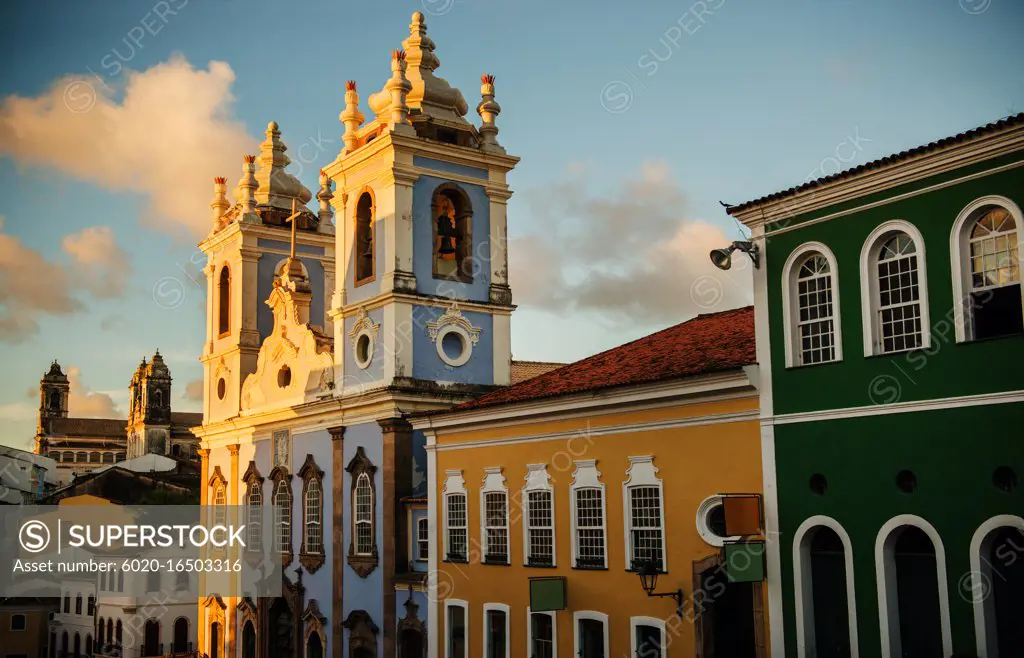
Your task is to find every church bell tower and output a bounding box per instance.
[324,11,519,396]
[198,122,336,424]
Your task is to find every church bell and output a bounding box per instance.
[437,214,458,255]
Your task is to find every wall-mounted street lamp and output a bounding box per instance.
[709,241,760,270]
[636,560,683,617]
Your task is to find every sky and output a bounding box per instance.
[0,0,1022,451]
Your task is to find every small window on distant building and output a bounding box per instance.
[445,493,468,562]
[416,517,429,561]
[10,613,26,631]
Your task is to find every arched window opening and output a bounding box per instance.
[793,252,838,365]
[875,232,923,353]
[210,621,221,658]
[173,617,190,653]
[218,265,231,336]
[432,185,473,281]
[272,473,292,559]
[242,621,257,658]
[355,473,373,555]
[307,633,324,658]
[976,525,1024,657]
[964,205,1022,339]
[355,192,375,284]
[891,526,943,657]
[797,526,852,658]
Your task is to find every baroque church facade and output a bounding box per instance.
[194,12,517,658]
[34,353,201,483]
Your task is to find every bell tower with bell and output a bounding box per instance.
[324,11,519,395]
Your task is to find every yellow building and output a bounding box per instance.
[415,306,770,658]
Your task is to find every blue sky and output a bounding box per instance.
[1,0,1022,450]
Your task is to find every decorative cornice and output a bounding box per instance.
[426,303,481,345]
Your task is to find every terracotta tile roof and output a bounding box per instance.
[457,306,755,411]
[727,112,1024,214]
[510,360,566,384]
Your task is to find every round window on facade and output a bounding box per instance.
[277,366,292,388]
[896,469,917,493]
[354,332,374,369]
[993,466,1018,493]
[695,495,739,547]
[217,378,226,400]
[809,473,828,495]
[435,325,472,367]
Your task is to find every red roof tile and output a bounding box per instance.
[458,306,755,411]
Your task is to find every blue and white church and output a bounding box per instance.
[194,12,518,658]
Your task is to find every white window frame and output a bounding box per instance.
[623,455,667,572]
[950,195,1024,342]
[792,515,859,658]
[873,514,952,658]
[416,516,429,561]
[570,460,607,569]
[482,603,511,658]
[522,464,556,567]
[968,514,1024,657]
[246,481,262,552]
[273,478,291,554]
[480,467,510,564]
[212,483,227,527]
[630,616,667,658]
[445,599,469,658]
[782,242,843,367]
[526,608,557,658]
[573,611,608,658]
[304,477,323,555]
[443,470,468,561]
[353,473,374,556]
[859,220,931,356]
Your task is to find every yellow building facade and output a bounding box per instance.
[415,306,770,658]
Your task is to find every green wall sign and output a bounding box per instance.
[724,542,765,583]
[529,577,567,611]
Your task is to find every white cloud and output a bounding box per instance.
[509,161,752,325]
[66,366,122,418]
[62,226,132,298]
[0,55,257,240]
[0,219,132,342]
[183,378,203,402]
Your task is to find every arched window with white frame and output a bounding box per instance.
[242,462,263,553]
[570,460,607,569]
[523,464,555,567]
[623,456,666,572]
[270,468,293,560]
[968,515,1024,658]
[860,220,931,355]
[480,468,509,565]
[782,242,843,366]
[354,473,373,555]
[298,454,325,570]
[950,196,1024,342]
[574,611,608,658]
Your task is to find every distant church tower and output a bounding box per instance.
[198,122,336,424]
[35,361,69,450]
[126,350,174,457]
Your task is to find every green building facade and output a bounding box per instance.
[730,114,1024,658]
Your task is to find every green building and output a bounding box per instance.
[728,114,1024,658]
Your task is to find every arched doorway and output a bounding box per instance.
[269,597,295,655]
[794,518,856,658]
[400,628,424,658]
[307,633,324,658]
[144,619,160,657]
[242,621,257,658]
[972,520,1024,657]
[61,631,68,657]
[173,617,189,653]
[876,517,951,658]
[210,622,221,658]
